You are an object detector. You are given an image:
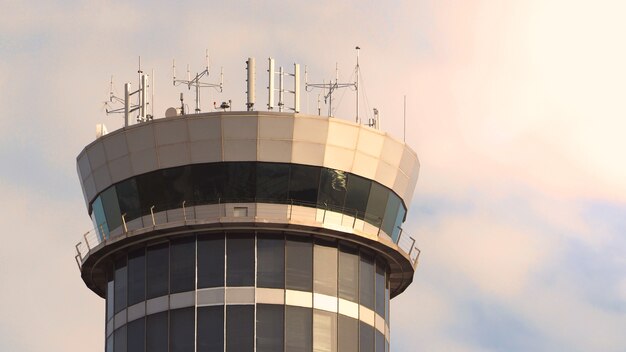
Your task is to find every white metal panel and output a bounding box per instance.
[126,123,155,152]
[146,296,169,315]
[114,309,127,329]
[285,289,313,308]
[170,291,195,309]
[223,139,257,161]
[374,160,398,190]
[129,147,158,175]
[380,138,404,168]
[291,141,325,166]
[108,155,133,184]
[259,115,294,140]
[155,119,188,146]
[392,173,410,204]
[225,287,255,304]
[338,298,359,319]
[256,288,285,305]
[157,143,189,168]
[92,165,112,193]
[127,302,146,323]
[188,116,221,141]
[222,115,258,140]
[327,119,359,149]
[359,305,375,326]
[375,313,385,334]
[323,145,354,172]
[83,175,97,204]
[398,148,417,177]
[103,131,129,160]
[356,128,384,158]
[189,140,222,164]
[86,142,107,170]
[258,140,292,162]
[293,116,329,143]
[197,288,225,306]
[313,293,338,313]
[352,151,378,179]
[77,153,92,180]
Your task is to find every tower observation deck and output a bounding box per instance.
[74,59,420,352]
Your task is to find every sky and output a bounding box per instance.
[1,0,625,351]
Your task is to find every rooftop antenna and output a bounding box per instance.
[368,108,380,129]
[268,58,301,113]
[104,58,151,127]
[305,46,359,119]
[173,49,223,114]
[246,58,256,111]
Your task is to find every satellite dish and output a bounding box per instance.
[165,107,179,118]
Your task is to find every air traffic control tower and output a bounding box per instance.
[74,54,420,352]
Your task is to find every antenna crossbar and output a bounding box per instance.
[173,50,223,114]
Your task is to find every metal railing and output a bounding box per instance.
[75,200,420,269]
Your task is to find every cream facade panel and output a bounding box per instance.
[258,140,292,163]
[323,145,354,172]
[108,155,133,184]
[130,147,158,175]
[399,148,418,178]
[223,139,257,161]
[258,115,294,140]
[127,302,145,323]
[92,165,112,193]
[256,288,285,305]
[375,160,399,190]
[393,173,410,203]
[359,305,376,327]
[114,310,127,329]
[188,117,221,141]
[225,287,255,304]
[146,296,169,315]
[197,288,225,306]
[103,131,129,161]
[352,152,379,180]
[293,116,329,144]
[157,143,189,169]
[291,141,325,166]
[189,140,222,164]
[170,291,195,309]
[356,128,384,158]
[285,290,313,308]
[87,142,107,171]
[380,138,404,168]
[327,119,359,149]
[154,119,188,146]
[125,124,155,152]
[222,115,258,140]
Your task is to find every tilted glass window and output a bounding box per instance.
[146,311,168,352]
[146,243,169,299]
[170,237,195,293]
[226,305,254,351]
[344,174,370,219]
[381,193,401,237]
[226,234,255,286]
[127,317,145,352]
[256,304,284,352]
[365,182,389,228]
[127,248,146,306]
[285,306,313,352]
[191,163,226,204]
[114,257,127,313]
[116,178,141,221]
[256,162,290,201]
[314,241,338,297]
[313,309,337,352]
[392,205,406,242]
[257,234,285,289]
[286,236,313,291]
[197,305,224,352]
[375,260,386,317]
[101,186,122,231]
[338,244,359,302]
[197,234,225,288]
[289,164,320,205]
[337,315,358,352]
[170,307,194,352]
[92,196,109,240]
[224,163,256,201]
[359,252,375,310]
[318,168,347,209]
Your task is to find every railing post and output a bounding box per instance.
[408,236,417,256]
[75,254,82,270]
[83,232,91,251]
[75,242,83,261]
[182,201,187,222]
[150,205,156,226]
[121,213,128,233]
[396,227,404,245]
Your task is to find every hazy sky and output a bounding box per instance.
[1,0,625,351]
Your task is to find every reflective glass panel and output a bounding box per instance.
[92,196,109,240]
[223,162,255,201]
[192,163,226,203]
[161,166,193,207]
[256,162,290,201]
[257,304,284,352]
[359,252,375,309]
[170,307,194,352]
[286,306,313,352]
[101,186,122,231]
[359,321,374,352]
[106,334,114,352]
[146,243,169,299]
[114,257,127,313]
[226,234,255,286]
[170,237,195,293]
[381,193,401,237]
[289,164,320,205]
[337,315,358,352]
[127,248,146,306]
[226,305,254,352]
[127,317,145,352]
[314,241,338,296]
[313,309,337,352]
[197,235,225,288]
[392,205,406,243]
[114,325,127,352]
[146,311,168,352]
[257,234,285,288]
[107,277,114,320]
[286,237,313,291]
[375,330,385,352]
[365,182,389,228]
[116,178,141,221]
[344,174,370,219]
[338,245,359,302]
[385,275,390,322]
[197,305,224,352]
[318,168,347,209]
[375,260,386,316]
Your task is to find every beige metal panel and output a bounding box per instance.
[356,128,384,158]
[170,291,195,309]
[103,131,129,161]
[126,123,155,152]
[225,287,255,304]
[223,139,257,161]
[125,217,144,232]
[222,115,258,140]
[83,175,97,204]
[157,143,189,168]
[114,310,126,329]
[197,288,225,306]
[313,293,338,313]
[258,139,292,163]
[188,116,221,141]
[352,151,379,179]
[285,290,313,308]
[146,296,169,315]
[327,119,359,149]
[87,142,107,171]
[92,165,112,193]
[398,148,417,178]
[256,288,285,305]
[189,140,222,164]
[259,115,294,140]
[292,141,325,166]
[77,152,91,180]
[155,118,188,146]
[406,161,420,204]
[393,173,410,203]
[293,115,329,143]
[375,313,385,334]
[375,160,398,190]
[129,147,158,175]
[106,318,114,337]
[359,305,375,326]
[108,155,133,184]
[323,145,354,172]
[380,137,404,168]
[338,298,359,319]
[127,302,146,323]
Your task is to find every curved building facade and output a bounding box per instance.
[75,111,420,351]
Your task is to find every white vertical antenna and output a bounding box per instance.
[293,63,300,113]
[173,50,223,114]
[124,83,131,127]
[246,57,256,111]
[403,95,406,142]
[278,66,284,112]
[151,68,155,118]
[268,58,275,110]
[355,46,360,123]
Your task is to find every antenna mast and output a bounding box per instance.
[173,50,223,114]
[105,58,152,126]
[305,46,359,119]
[267,58,301,113]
